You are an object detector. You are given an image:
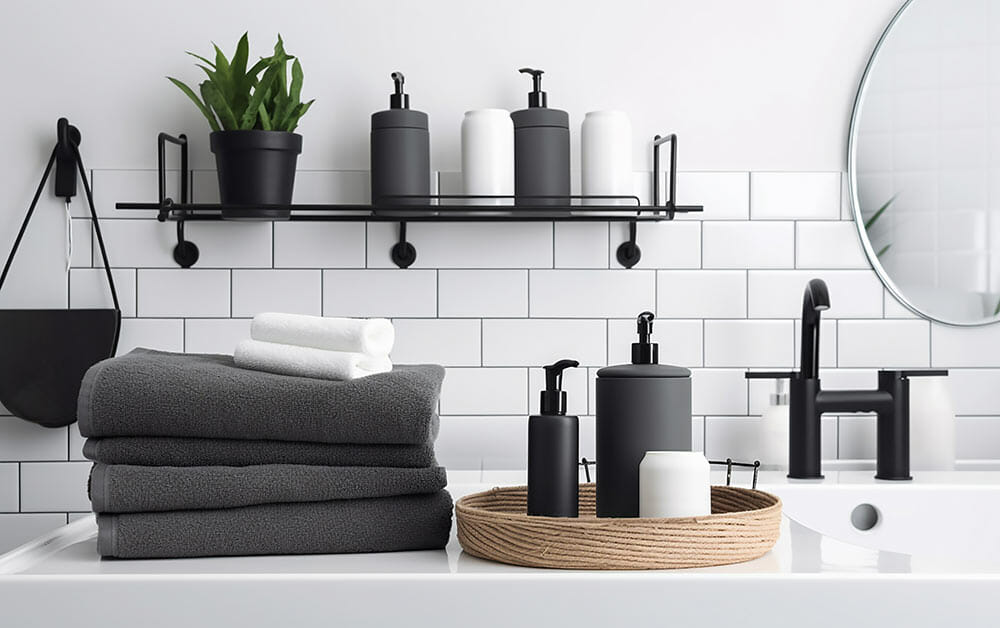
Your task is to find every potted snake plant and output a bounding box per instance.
[169,33,314,219]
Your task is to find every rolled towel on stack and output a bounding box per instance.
[78,349,442,445]
[83,437,437,468]
[252,313,395,354]
[97,491,454,559]
[234,339,392,380]
[89,464,448,512]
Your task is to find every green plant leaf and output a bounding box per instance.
[993,297,1000,317]
[258,102,272,131]
[194,63,219,84]
[231,33,249,82]
[167,77,220,131]
[227,33,251,115]
[273,57,305,131]
[201,81,239,130]
[876,243,891,258]
[186,51,216,68]
[240,65,279,129]
[865,195,896,230]
[282,99,314,132]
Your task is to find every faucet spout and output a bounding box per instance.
[800,278,830,380]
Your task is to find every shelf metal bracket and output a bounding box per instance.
[616,133,679,269]
[390,221,417,268]
[156,133,198,268]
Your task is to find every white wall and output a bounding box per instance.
[7,0,997,552]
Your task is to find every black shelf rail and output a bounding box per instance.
[116,132,703,268]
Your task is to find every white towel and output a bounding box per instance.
[251,313,395,355]
[234,340,393,381]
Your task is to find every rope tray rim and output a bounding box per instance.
[455,483,782,570]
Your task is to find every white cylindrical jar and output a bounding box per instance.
[461,109,514,206]
[639,451,711,518]
[581,110,633,206]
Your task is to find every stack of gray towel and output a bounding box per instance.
[78,348,452,559]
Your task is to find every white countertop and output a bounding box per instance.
[1,473,998,627]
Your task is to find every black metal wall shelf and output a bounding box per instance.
[115,132,703,269]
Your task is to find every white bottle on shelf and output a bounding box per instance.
[461,109,514,207]
[758,379,789,470]
[581,110,633,206]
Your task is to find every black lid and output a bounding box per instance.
[597,363,691,378]
[539,359,578,415]
[371,108,428,129]
[510,107,569,129]
[596,311,691,378]
[389,71,409,110]
[519,68,548,108]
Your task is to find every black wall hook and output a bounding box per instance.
[54,118,81,201]
[390,221,417,268]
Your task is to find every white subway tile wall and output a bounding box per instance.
[0,168,997,552]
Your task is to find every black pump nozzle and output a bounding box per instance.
[519,67,547,108]
[540,359,579,415]
[631,311,659,365]
[389,71,409,109]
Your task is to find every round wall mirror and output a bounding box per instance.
[850,0,1000,325]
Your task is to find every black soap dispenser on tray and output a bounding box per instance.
[595,312,693,517]
[527,359,580,518]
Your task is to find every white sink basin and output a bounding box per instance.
[765,471,1000,563]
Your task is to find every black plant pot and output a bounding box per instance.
[210,130,302,220]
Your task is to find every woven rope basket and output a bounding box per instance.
[456,483,781,570]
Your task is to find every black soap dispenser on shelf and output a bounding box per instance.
[528,359,580,518]
[511,68,570,207]
[370,72,431,208]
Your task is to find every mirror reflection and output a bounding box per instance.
[852,0,1000,325]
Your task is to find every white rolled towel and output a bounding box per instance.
[234,340,392,381]
[251,313,395,355]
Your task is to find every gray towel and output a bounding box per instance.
[78,349,444,445]
[83,437,437,468]
[89,463,448,513]
[97,491,454,559]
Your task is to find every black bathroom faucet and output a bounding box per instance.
[747,278,947,481]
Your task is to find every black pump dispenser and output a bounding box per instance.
[389,71,409,109]
[519,68,548,108]
[540,358,577,415]
[596,311,693,517]
[631,311,659,365]
[511,67,570,206]
[370,71,430,209]
[528,358,580,518]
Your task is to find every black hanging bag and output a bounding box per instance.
[0,119,120,427]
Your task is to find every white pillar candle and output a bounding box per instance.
[581,110,633,206]
[639,451,711,518]
[461,109,514,206]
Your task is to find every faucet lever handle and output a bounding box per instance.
[744,371,798,380]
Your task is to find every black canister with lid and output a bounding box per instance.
[595,311,692,518]
[370,72,430,208]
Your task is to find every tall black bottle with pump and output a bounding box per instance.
[528,359,579,517]
[370,72,430,207]
[596,312,693,517]
[511,68,570,207]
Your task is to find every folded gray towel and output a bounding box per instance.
[78,349,444,445]
[97,491,454,559]
[83,437,437,468]
[89,463,448,513]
